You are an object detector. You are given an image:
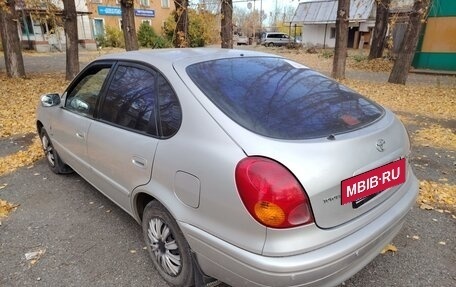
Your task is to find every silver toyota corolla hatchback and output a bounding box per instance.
[36,49,419,287]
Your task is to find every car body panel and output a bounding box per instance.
[182,175,418,286]
[49,105,93,176]
[87,121,158,212]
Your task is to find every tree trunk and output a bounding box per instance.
[63,0,79,81]
[0,0,26,78]
[388,0,429,84]
[221,0,233,48]
[173,0,188,47]
[369,0,391,59]
[121,0,139,51]
[332,0,350,79]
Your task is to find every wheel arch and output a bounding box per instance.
[36,121,44,134]
[134,192,156,223]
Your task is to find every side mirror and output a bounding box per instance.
[71,98,89,113]
[40,93,61,107]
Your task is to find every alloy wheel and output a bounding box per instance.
[41,135,55,167]
[147,217,181,276]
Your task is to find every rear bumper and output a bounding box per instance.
[180,174,419,287]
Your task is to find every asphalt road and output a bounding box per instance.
[0,159,455,287]
[1,47,456,87]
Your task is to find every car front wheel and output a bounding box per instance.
[39,128,72,174]
[142,201,194,287]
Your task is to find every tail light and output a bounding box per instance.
[235,157,314,228]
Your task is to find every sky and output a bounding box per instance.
[233,0,301,15]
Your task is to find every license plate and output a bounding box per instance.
[341,158,406,205]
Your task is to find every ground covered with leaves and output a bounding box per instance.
[0,73,68,217]
[0,50,455,217]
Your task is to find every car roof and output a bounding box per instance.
[96,48,281,67]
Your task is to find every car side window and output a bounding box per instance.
[158,75,181,137]
[100,65,158,136]
[66,66,111,116]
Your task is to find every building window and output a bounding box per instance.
[140,0,150,6]
[93,19,105,37]
[41,20,55,34]
[20,15,34,35]
[161,0,170,8]
[330,27,336,39]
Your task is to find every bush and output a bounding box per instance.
[95,35,108,48]
[137,22,172,48]
[137,22,157,48]
[163,8,218,47]
[188,13,205,47]
[105,26,124,48]
[353,54,368,62]
[151,36,172,49]
[320,49,334,59]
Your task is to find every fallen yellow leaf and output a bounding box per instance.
[418,181,456,212]
[380,243,398,254]
[0,199,19,218]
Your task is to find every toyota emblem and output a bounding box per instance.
[376,139,386,152]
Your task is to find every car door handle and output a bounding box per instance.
[132,156,147,169]
[76,132,85,139]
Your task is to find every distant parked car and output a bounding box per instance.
[235,35,249,45]
[261,32,297,47]
[37,48,418,287]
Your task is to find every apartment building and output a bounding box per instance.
[87,0,174,38]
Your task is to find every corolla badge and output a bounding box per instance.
[376,139,386,152]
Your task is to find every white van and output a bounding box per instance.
[260,32,293,47]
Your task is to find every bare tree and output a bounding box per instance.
[332,0,350,79]
[388,0,430,84]
[173,0,189,47]
[62,0,79,80]
[233,7,265,37]
[0,0,26,78]
[120,0,139,51]
[221,0,233,48]
[369,0,391,59]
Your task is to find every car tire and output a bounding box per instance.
[39,128,72,174]
[268,42,274,47]
[142,201,194,287]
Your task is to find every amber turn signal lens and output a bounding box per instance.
[254,201,286,227]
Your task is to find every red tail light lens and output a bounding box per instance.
[235,157,314,228]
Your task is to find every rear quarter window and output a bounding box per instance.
[186,57,384,140]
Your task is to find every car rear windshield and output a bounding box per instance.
[186,57,384,140]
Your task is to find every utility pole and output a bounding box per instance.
[259,0,262,34]
[253,0,256,38]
